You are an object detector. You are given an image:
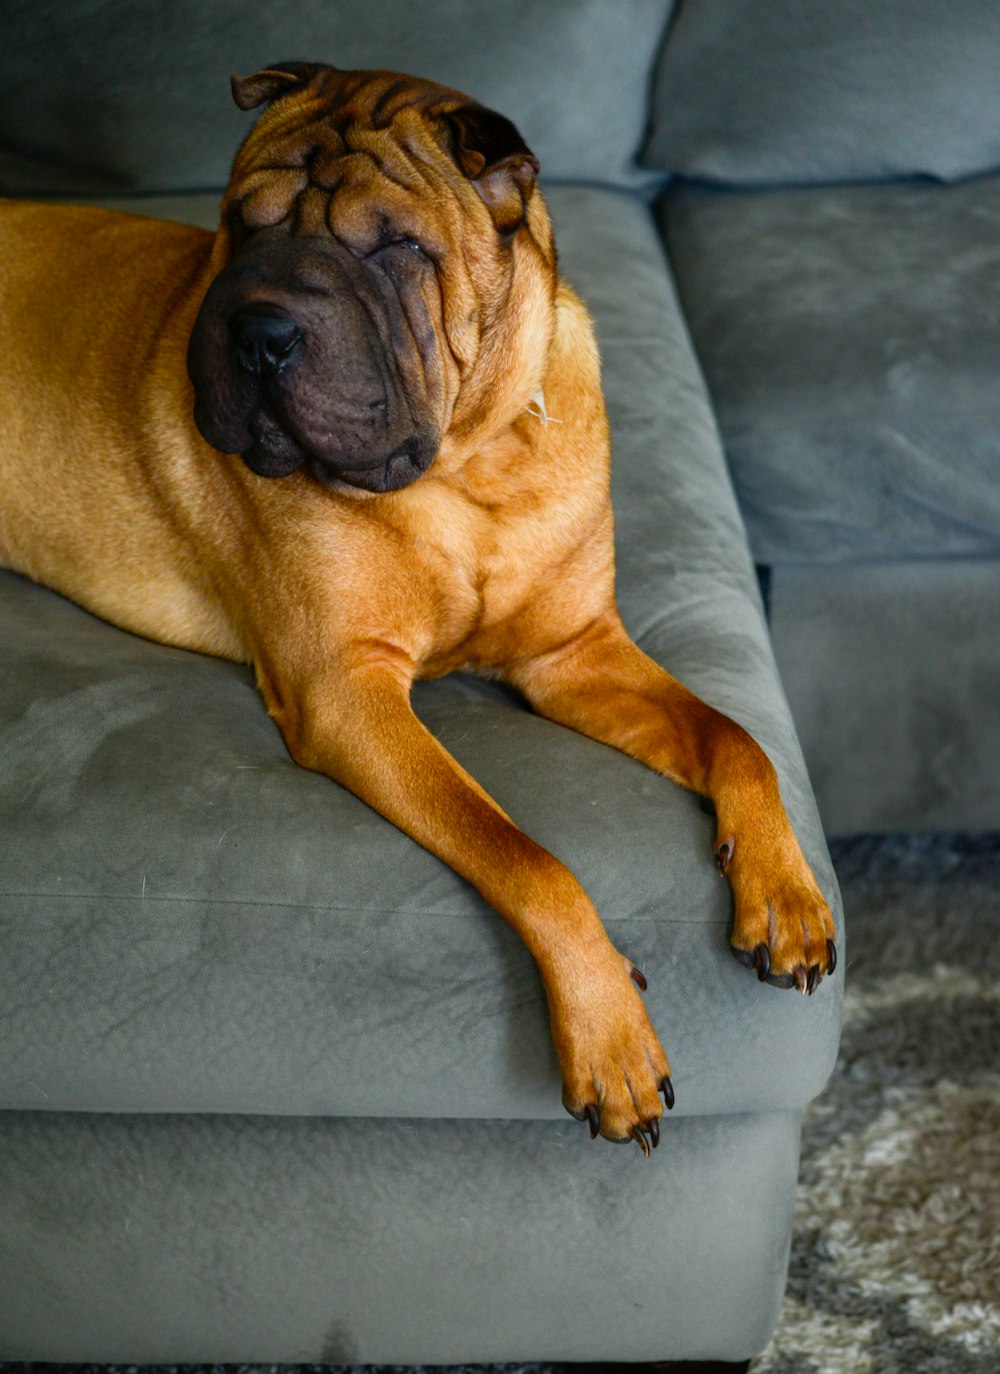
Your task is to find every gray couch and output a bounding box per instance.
[652,1,1000,836]
[0,0,991,1364]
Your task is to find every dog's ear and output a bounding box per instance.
[231,62,330,111]
[444,104,540,236]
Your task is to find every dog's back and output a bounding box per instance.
[0,200,241,651]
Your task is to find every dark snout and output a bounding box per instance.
[187,233,440,492]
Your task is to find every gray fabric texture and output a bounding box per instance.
[661,174,1000,567]
[0,0,673,196]
[0,185,842,1120]
[0,1107,800,1362]
[770,559,1000,837]
[645,0,1000,186]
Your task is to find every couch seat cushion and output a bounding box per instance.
[662,174,1000,565]
[0,185,841,1122]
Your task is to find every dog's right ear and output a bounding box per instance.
[231,62,330,111]
[444,104,540,237]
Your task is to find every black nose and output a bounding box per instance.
[231,309,302,376]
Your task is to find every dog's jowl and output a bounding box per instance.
[0,64,836,1154]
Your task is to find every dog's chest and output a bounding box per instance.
[399,486,600,677]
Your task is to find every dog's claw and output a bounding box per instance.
[629,965,648,992]
[735,941,824,990]
[734,933,836,992]
[660,1075,675,1111]
[716,835,735,876]
[566,1102,602,1139]
[754,942,771,981]
[647,1117,660,1149]
[733,942,770,975]
[765,971,796,989]
[629,1126,650,1158]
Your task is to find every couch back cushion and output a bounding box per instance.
[0,0,673,197]
[646,0,1000,185]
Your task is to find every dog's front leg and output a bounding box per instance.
[257,648,672,1151]
[507,612,837,994]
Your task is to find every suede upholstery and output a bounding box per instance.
[770,560,1000,835]
[646,0,1000,185]
[0,0,672,195]
[0,1110,802,1364]
[661,175,1000,566]
[646,1,1000,836]
[8,0,991,1359]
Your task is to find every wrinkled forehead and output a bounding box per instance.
[225,70,471,243]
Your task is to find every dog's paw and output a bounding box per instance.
[720,826,837,993]
[553,951,673,1156]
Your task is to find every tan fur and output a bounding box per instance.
[0,68,834,1152]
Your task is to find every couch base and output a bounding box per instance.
[770,558,1000,835]
[0,1107,800,1364]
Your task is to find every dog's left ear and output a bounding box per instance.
[231,61,330,111]
[444,104,540,236]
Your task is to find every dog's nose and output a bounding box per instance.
[230,309,302,376]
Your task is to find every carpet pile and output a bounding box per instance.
[750,832,999,1374]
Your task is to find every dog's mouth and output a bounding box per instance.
[307,434,439,493]
[237,415,438,494]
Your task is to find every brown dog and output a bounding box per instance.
[0,64,835,1154]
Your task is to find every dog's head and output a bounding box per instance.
[187,63,555,494]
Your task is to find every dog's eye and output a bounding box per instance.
[365,237,431,281]
[372,236,423,257]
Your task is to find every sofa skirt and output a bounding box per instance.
[769,557,1000,835]
[0,1106,800,1364]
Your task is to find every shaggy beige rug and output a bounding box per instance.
[751,834,1000,1374]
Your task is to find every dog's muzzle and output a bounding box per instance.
[187,232,440,493]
